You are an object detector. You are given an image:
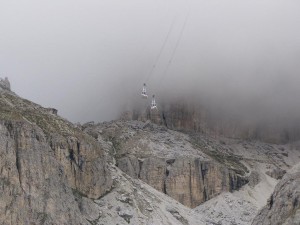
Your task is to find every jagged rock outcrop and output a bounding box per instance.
[0,77,11,91]
[252,165,300,225]
[0,90,112,224]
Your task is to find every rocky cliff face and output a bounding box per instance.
[0,89,112,224]
[117,156,247,208]
[0,121,85,224]
[252,164,300,225]
[85,120,249,208]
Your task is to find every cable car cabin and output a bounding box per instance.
[141,83,148,99]
[151,95,158,110]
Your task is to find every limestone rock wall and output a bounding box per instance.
[49,134,112,199]
[0,120,112,224]
[117,156,247,208]
[0,121,85,224]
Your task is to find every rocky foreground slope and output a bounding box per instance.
[1,84,300,224]
[252,163,300,225]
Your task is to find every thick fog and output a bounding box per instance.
[1,0,300,123]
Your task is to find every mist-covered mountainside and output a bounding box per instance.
[1,82,300,225]
[123,99,300,144]
[2,0,300,224]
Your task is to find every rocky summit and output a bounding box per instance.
[1,79,300,224]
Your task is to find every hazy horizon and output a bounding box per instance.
[1,0,300,123]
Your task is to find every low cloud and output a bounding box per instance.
[1,0,300,124]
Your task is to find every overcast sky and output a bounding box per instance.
[1,0,300,123]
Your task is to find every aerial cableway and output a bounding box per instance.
[139,1,190,111]
[141,83,148,99]
[151,95,157,110]
[140,16,177,105]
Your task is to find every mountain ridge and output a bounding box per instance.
[0,81,300,224]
